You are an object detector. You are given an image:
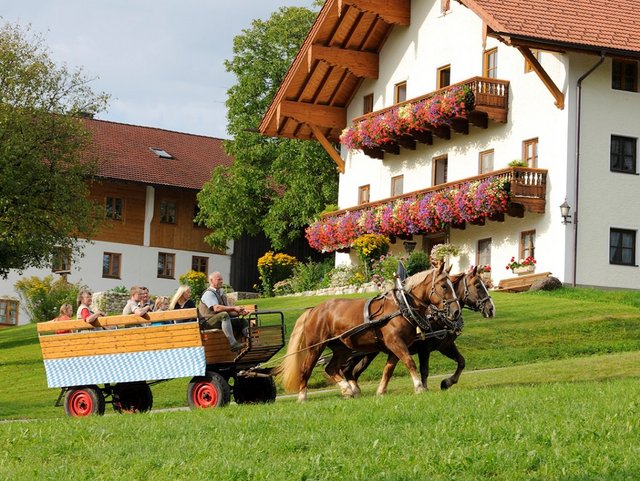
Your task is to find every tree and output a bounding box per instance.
[0,23,109,277]
[197,6,338,250]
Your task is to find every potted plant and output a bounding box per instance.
[430,243,460,268]
[505,256,536,275]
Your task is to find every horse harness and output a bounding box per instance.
[338,274,463,346]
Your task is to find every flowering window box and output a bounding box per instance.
[513,265,535,275]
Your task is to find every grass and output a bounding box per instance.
[0,287,639,479]
[0,378,638,480]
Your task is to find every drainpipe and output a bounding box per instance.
[573,52,605,287]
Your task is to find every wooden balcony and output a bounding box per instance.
[324,166,547,224]
[351,76,509,159]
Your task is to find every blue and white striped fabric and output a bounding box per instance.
[43,347,206,388]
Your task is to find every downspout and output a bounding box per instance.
[573,52,605,286]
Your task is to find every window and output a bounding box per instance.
[391,175,404,197]
[433,155,448,185]
[520,230,535,260]
[479,149,494,174]
[483,48,497,79]
[524,49,541,73]
[363,93,374,114]
[160,200,177,224]
[192,256,209,273]
[610,228,636,266]
[158,252,176,278]
[150,147,174,159]
[440,0,451,13]
[437,65,451,89]
[394,81,407,103]
[358,185,370,205]
[106,197,123,220]
[0,299,19,325]
[610,135,637,174]
[612,59,638,92]
[102,252,121,279]
[51,247,71,273]
[477,238,492,267]
[523,138,538,167]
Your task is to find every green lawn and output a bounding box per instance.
[0,287,639,480]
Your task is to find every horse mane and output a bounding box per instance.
[449,272,464,284]
[404,268,435,291]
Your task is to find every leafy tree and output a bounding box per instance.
[0,23,109,277]
[197,6,338,250]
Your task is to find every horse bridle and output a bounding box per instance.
[460,274,492,312]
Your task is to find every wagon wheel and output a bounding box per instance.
[187,371,230,409]
[233,376,277,404]
[112,382,153,414]
[64,386,106,417]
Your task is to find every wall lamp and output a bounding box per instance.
[403,240,417,254]
[560,200,572,224]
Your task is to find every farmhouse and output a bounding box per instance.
[0,119,233,325]
[260,0,640,290]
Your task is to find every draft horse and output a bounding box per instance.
[342,266,495,394]
[275,264,461,402]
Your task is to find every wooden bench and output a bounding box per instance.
[495,272,552,293]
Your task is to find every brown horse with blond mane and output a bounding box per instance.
[274,264,461,402]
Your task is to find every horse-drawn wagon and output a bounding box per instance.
[37,307,284,416]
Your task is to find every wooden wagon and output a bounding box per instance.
[37,307,285,416]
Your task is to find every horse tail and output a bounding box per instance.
[274,308,311,393]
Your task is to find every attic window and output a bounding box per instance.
[150,147,173,159]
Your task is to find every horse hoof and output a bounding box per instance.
[415,386,425,394]
[341,388,355,398]
[440,379,452,390]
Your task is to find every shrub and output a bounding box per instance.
[257,251,298,297]
[14,275,81,323]
[289,258,334,293]
[406,250,430,275]
[109,285,129,295]
[328,265,366,287]
[178,270,208,302]
[370,254,401,287]
[273,279,294,296]
[351,233,390,278]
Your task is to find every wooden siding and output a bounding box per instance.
[90,180,146,245]
[39,323,202,360]
[150,186,220,254]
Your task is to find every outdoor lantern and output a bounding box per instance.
[403,240,417,253]
[560,200,572,224]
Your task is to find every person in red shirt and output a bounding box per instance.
[54,303,73,334]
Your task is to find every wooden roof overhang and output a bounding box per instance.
[259,0,410,172]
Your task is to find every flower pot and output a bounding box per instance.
[512,265,535,275]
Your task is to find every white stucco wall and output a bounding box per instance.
[337,0,578,285]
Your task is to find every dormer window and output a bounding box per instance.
[150,147,173,159]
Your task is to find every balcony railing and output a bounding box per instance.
[347,76,509,159]
[307,167,546,252]
[323,167,546,219]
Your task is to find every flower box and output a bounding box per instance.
[513,265,535,275]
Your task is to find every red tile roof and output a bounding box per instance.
[459,0,640,55]
[83,118,233,190]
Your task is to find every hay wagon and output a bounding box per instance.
[37,306,285,417]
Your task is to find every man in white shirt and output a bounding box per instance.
[198,272,247,352]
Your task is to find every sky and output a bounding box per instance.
[1,0,317,139]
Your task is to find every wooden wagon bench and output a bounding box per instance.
[495,271,552,293]
[37,306,285,416]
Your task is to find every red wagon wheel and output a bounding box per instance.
[187,371,230,409]
[64,386,106,417]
